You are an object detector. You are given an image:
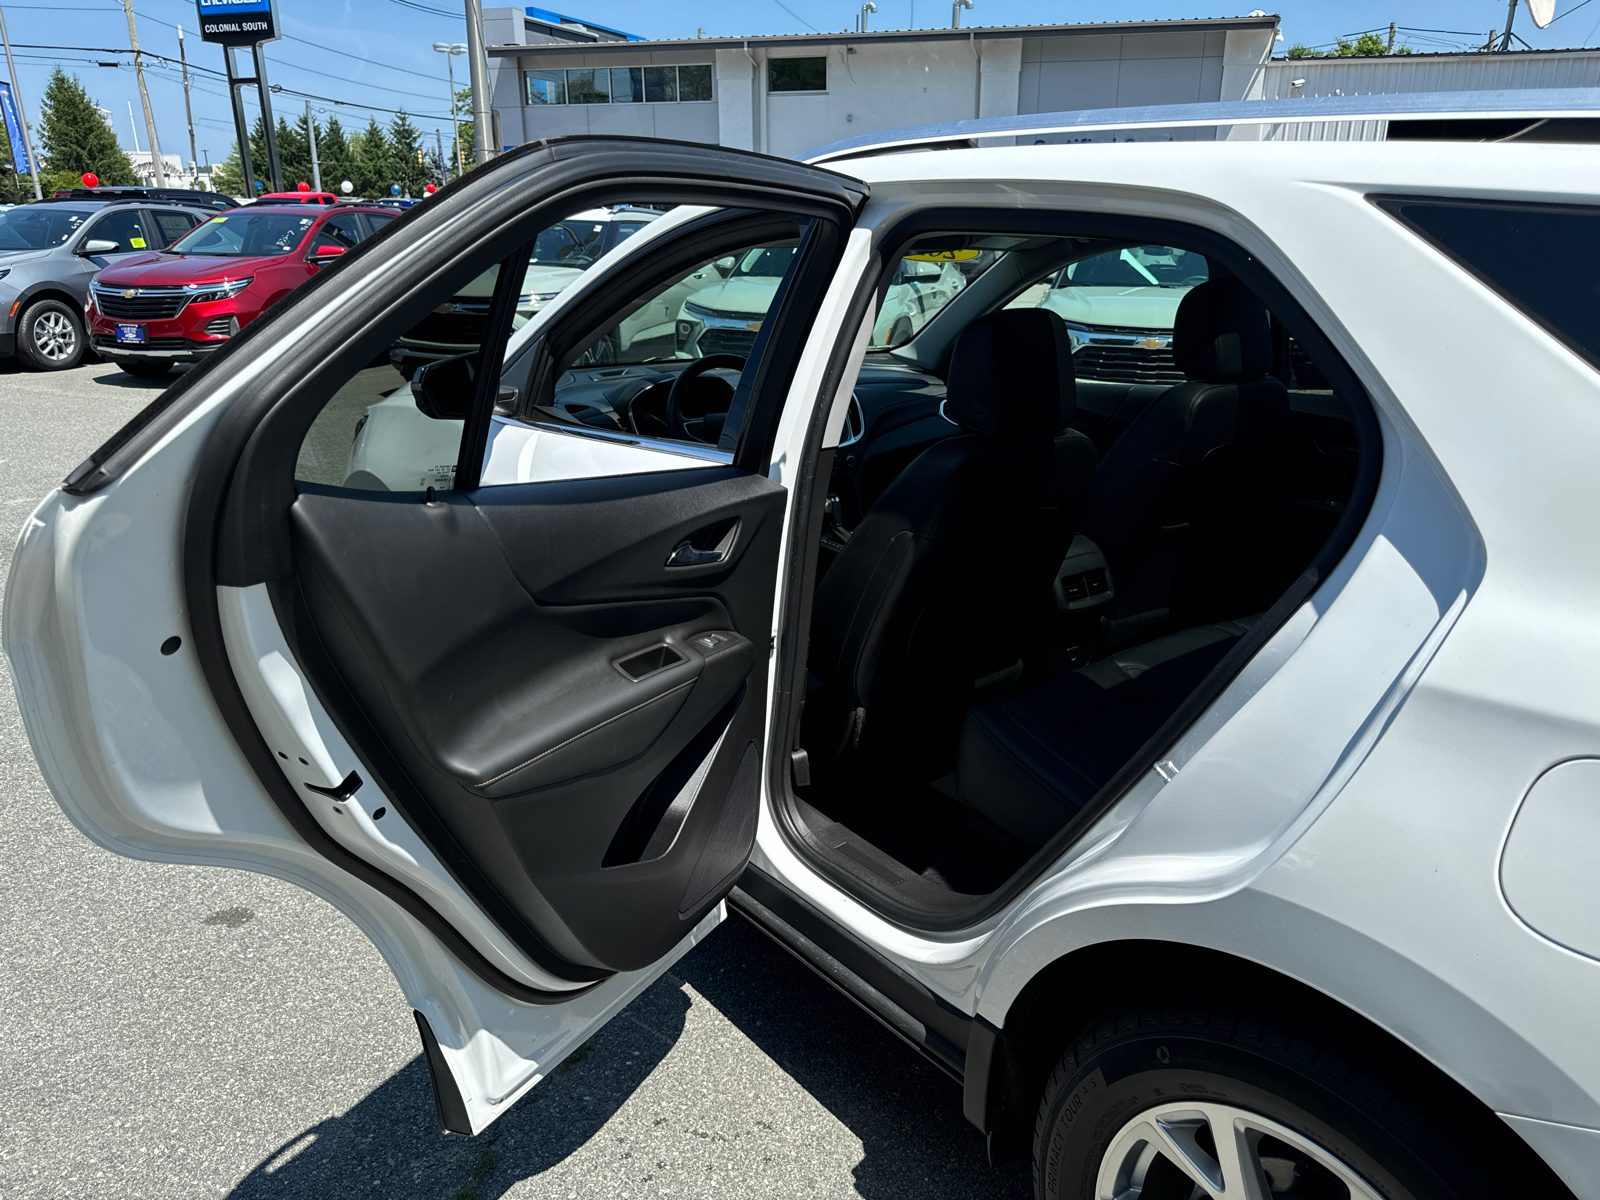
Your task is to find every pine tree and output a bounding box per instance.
[38,67,137,185]
[210,142,245,195]
[315,116,354,194]
[387,109,428,197]
[274,115,311,190]
[351,117,391,197]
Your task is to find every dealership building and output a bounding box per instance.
[481,8,1600,158]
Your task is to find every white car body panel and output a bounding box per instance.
[748,143,1600,1193]
[10,134,1600,1188]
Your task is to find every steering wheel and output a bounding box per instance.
[667,353,745,442]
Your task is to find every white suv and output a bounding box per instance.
[9,94,1600,1200]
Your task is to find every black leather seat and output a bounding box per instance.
[1078,277,1289,647]
[956,617,1255,848]
[804,308,1097,774]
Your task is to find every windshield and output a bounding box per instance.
[731,246,796,279]
[0,208,89,251]
[169,211,319,257]
[1058,246,1210,289]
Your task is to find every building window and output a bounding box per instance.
[768,57,826,93]
[522,65,714,106]
[679,64,713,101]
[525,69,566,105]
[565,68,610,104]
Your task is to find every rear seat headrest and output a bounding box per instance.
[1173,278,1274,383]
[943,308,1077,440]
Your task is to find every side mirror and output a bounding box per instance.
[81,239,119,255]
[412,352,476,420]
[311,244,347,266]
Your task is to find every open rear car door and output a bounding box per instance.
[4,139,866,1134]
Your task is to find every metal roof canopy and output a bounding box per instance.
[486,15,1278,57]
[802,87,1600,162]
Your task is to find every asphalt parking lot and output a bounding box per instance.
[0,358,1031,1200]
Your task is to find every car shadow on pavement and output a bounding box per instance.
[225,919,1029,1200]
[88,364,190,389]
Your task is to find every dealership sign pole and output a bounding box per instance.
[196,0,282,197]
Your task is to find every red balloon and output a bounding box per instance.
[81,172,99,188]
[424,183,437,194]
[297,181,311,191]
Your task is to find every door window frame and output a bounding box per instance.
[766,205,1386,933]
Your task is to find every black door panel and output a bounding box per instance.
[290,467,786,974]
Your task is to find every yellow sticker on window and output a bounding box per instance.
[904,249,980,262]
[130,237,146,248]
[209,216,227,223]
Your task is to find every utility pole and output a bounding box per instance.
[1386,22,1396,53]
[306,99,321,192]
[435,127,446,186]
[0,2,42,200]
[463,0,493,165]
[121,0,166,185]
[1498,0,1518,50]
[178,24,197,183]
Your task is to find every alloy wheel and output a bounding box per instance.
[33,311,77,362]
[1096,1100,1384,1199]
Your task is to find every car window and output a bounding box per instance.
[151,209,200,247]
[530,223,587,267]
[360,212,398,238]
[171,211,319,257]
[871,246,1002,348]
[294,258,518,492]
[1377,196,1600,372]
[85,208,151,253]
[0,207,89,249]
[1003,245,1209,384]
[310,212,365,253]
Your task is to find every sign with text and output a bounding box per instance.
[0,81,32,176]
[196,0,278,45]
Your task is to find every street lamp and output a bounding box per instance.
[433,42,467,181]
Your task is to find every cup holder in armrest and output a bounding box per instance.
[615,643,687,682]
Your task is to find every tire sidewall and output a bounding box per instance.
[18,300,84,371]
[1038,1032,1442,1200]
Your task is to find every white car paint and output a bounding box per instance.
[9,138,1600,1193]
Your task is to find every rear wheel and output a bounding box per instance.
[1033,989,1571,1200]
[16,299,84,371]
[120,360,174,378]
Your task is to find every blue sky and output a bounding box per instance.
[6,0,1596,170]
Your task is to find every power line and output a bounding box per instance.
[383,0,464,19]
[770,0,821,33]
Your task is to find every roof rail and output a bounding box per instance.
[801,87,1600,163]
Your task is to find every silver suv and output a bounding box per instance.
[0,199,212,371]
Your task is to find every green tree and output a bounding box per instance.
[38,67,137,185]
[387,109,428,197]
[350,117,391,197]
[1287,31,1412,58]
[313,115,354,194]
[450,86,474,176]
[210,142,245,195]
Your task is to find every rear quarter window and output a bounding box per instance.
[1377,196,1600,371]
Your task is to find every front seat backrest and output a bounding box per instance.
[1078,277,1289,642]
[804,308,1097,772]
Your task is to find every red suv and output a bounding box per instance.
[87,203,398,377]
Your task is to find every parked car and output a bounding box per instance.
[45,185,235,213]
[86,203,398,377]
[389,205,664,377]
[252,191,341,206]
[12,97,1600,1200]
[0,198,215,370]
